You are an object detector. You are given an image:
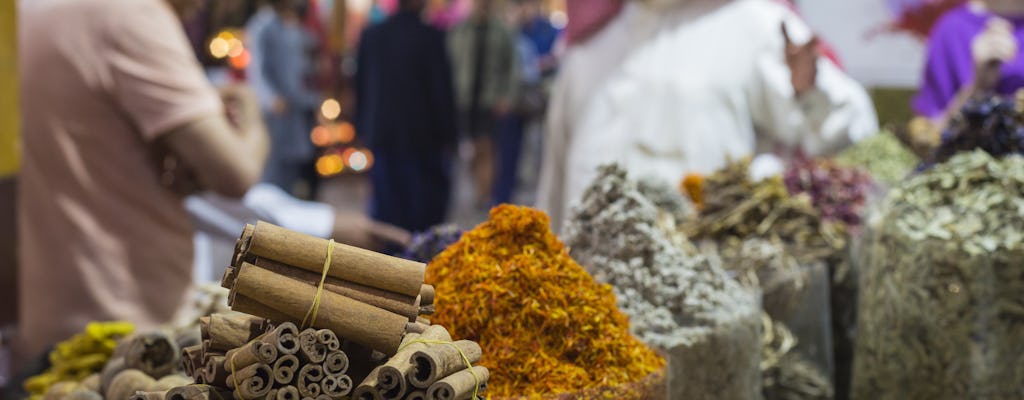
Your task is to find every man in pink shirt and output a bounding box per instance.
[17,0,269,359]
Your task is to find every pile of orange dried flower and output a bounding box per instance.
[425,205,665,399]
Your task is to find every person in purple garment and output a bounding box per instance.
[912,0,1024,144]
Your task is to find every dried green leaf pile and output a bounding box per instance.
[853,150,1024,399]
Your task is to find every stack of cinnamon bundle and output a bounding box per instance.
[177,313,356,400]
[353,325,488,400]
[221,221,435,356]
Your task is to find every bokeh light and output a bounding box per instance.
[550,11,568,29]
[227,38,245,58]
[316,153,345,176]
[321,99,342,120]
[209,37,230,59]
[336,122,356,144]
[228,48,251,69]
[347,149,369,172]
[310,126,332,147]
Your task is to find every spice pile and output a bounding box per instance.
[398,224,464,263]
[681,159,842,399]
[682,159,846,316]
[564,164,760,399]
[853,150,1024,399]
[24,322,135,400]
[834,132,917,185]
[635,176,693,225]
[426,205,665,399]
[783,157,875,228]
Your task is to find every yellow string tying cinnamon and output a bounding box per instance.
[302,239,335,329]
[398,339,482,399]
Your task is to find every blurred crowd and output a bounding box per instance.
[10,0,1024,389]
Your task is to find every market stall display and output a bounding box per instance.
[852,150,1024,399]
[426,205,666,399]
[680,159,841,399]
[563,164,760,400]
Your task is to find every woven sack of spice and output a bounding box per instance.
[852,150,1024,400]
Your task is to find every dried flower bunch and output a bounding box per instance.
[784,157,875,228]
[426,205,665,399]
[854,150,1024,399]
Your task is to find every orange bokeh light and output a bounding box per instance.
[336,122,355,144]
[228,49,251,69]
[311,125,331,147]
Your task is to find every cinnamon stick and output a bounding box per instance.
[204,355,230,387]
[425,366,489,400]
[378,326,451,399]
[181,345,202,379]
[275,385,300,400]
[233,263,409,355]
[323,351,349,376]
[316,329,341,352]
[205,314,266,351]
[107,369,156,400]
[298,329,328,364]
[272,354,300,385]
[296,364,325,398]
[226,363,274,400]
[263,389,277,400]
[321,373,354,399]
[252,258,421,320]
[166,385,233,400]
[244,221,425,296]
[128,391,166,400]
[229,294,295,324]
[404,391,426,400]
[124,332,179,379]
[418,285,434,306]
[404,323,429,335]
[406,340,482,389]
[415,317,430,326]
[263,322,301,356]
[150,375,193,391]
[224,339,278,371]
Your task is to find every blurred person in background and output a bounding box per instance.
[491,0,546,205]
[514,0,561,75]
[354,0,458,232]
[17,0,268,361]
[258,0,323,198]
[909,0,1024,147]
[448,0,520,208]
[539,0,878,232]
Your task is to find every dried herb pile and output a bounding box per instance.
[853,150,1024,399]
[928,94,1024,167]
[426,205,665,399]
[834,132,918,185]
[681,159,847,399]
[564,164,761,399]
[783,157,875,228]
[398,224,464,263]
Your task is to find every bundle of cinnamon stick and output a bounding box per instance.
[178,313,359,400]
[221,221,435,356]
[353,325,489,400]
